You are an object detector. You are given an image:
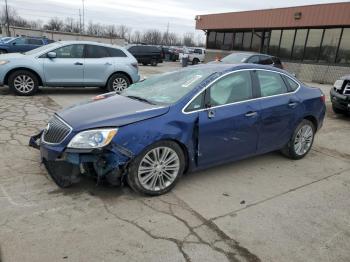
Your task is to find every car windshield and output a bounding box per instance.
[221,53,251,64]
[121,68,218,105]
[24,42,62,55]
[1,37,15,43]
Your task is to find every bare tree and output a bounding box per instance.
[132,30,142,43]
[105,24,117,37]
[64,17,80,33]
[44,17,64,31]
[117,24,131,40]
[86,21,104,36]
[183,32,194,46]
[142,29,162,45]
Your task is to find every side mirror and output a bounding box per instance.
[47,52,57,59]
[12,42,16,46]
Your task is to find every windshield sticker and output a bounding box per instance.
[181,75,202,88]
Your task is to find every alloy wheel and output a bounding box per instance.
[13,75,35,94]
[294,124,313,156]
[137,147,180,192]
[112,77,128,93]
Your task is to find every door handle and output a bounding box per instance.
[288,101,298,108]
[105,62,112,66]
[207,110,215,119]
[74,62,83,65]
[245,111,257,117]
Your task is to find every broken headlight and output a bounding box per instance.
[67,128,118,149]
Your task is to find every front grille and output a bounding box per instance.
[42,116,72,144]
[343,83,350,95]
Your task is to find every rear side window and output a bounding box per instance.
[85,45,110,58]
[128,46,139,53]
[257,71,288,97]
[107,47,127,57]
[27,39,43,45]
[194,49,203,54]
[284,76,299,91]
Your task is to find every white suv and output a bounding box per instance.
[179,48,206,65]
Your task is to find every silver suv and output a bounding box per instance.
[0,41,140,96]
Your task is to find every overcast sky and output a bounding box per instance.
[6,0,349,37]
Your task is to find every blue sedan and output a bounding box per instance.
[30,64,326,195]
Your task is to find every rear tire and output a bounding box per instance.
[9,70,39,96]
[107,73,131,93]
[281,119,315,160]
[127,141,185,196]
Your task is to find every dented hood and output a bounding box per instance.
[57,94,169,131]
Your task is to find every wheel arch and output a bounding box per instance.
[303,115,318,131]
[4,67,43,86]
[106,71,133,86]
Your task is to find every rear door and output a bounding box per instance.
[254,70,301,153]
[10,38,27,52]
[197,70,260,167]
[83,44,115,86]
[43,44,85,85]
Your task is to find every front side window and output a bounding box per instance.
[85,45,110,58]
[52,44,84,58]
[209,71,252,106]
[185,93,204,112]
[257,71,288,97]
[12,38,26,45]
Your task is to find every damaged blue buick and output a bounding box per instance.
[30,64,326,196]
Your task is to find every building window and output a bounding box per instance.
[233,32,243,50]
[304,29,323,62]
[242,31,252,50]
[215,32,224,49]
[251,31,263,52]
[336,28,350,65]
[279,29,295,60]
[262,31,270,53]
[223,32,234,50]
[319,28,342,63]
[292,29,307,61]
[207,31,216,49]
[269,30,282,56]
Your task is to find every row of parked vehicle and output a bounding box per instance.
[0,36,53,54]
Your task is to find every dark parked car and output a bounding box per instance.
[214,52,284,69]
[0,37,53,54]
[330,75,350,115]
[30,64,326,196]
[162,47,178,61]
[127,45,163,66]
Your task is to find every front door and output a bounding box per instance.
[198,70,260,167]
[43,44,85,86]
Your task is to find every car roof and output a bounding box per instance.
[56,40,124,49]
[197,63,288,75]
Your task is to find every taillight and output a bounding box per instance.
[320,94,326,103]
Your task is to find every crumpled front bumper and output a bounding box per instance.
[29,130,133,187]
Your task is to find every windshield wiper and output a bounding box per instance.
[125,95,155,105]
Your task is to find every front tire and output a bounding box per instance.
[9,70,39,96]
[150,59,158,66]
[192,58,199,65]
[107,73,131,93]
[127,141,185,196]
[281,119,315,160]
